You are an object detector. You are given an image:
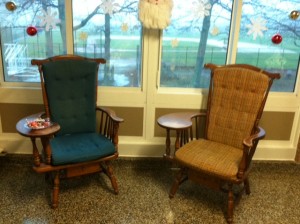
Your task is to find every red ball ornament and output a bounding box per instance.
[26,26,37,36]
[271,34,282,44]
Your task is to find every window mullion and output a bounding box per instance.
[65,0,74,54]
[226,0,243,64]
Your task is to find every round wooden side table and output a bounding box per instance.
[16,112,60,166]
[157,112,199,161]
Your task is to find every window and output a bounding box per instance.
[72,0,142,87]
[1,0,299,92]
[160,0,233,88]
[0,1,66,82]
[236,0,300,92]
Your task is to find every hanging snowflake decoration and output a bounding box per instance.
[100,0,120,15]
[246,17,268,40]
[192,0,211,19]
[37,7,61,31]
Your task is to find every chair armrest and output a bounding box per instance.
[243,126,266,148]
[96,106,124,151]
[237,127,266,179]
[190,112,206,118]
[96,106,124,123]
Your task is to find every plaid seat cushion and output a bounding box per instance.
[175,139,243,181]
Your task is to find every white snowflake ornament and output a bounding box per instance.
[100,0,120,15]
[192,0,211,19]
[38,7,61,31]
[246,17,268,40]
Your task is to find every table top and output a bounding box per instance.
[157,112,200,130]
[16,113,60,138]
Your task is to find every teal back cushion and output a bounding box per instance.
[42,60,98,136]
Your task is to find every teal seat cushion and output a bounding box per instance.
[50,132,115,166]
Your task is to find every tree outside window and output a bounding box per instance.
[0,0,142,87]
[0,0,299,92]
[0,0,66,82]
[160,0,300,92]
[161,0,233,88]
[237,0,300,92]
[72,0,142,87]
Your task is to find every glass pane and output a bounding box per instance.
[237,0,300,92]
[72,0,142,87]
[160,0,233,88]
[0,1,66,82]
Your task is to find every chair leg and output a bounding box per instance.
[244,178,251,195]
[105,161,119,194]
[227,184,234,224]
[169,168,187,198]
[52,171,60,208]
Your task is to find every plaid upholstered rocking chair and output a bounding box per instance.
[169,63,280,223]
[26,55,123,208]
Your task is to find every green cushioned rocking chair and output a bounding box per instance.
[30,55,124,208]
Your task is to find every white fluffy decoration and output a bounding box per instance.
[138,0,173,30]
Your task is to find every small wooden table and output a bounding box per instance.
[16,113,60,166]
[157,112,198,161]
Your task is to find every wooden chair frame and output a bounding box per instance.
[169,63,280,223]
[26,55,124,208]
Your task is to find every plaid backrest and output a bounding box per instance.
[206,66,270,149]
[42,59,98,136]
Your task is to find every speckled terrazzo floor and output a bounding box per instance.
[1,155,300,224]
